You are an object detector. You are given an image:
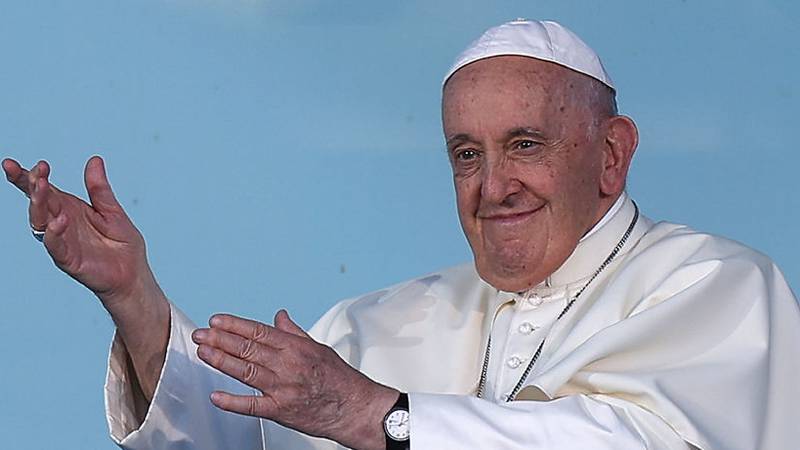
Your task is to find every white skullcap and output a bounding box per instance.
[443,19,614,90]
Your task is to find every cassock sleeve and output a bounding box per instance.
[104,303,264,449]
[409,392,690,449]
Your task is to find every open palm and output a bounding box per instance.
[3,156,151,302]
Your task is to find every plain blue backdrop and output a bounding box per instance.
[1,1,797,448]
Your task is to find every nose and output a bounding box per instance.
[480,156,521,205]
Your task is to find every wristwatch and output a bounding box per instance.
[383,392,410,450]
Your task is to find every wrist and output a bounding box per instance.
[334,382,400,450]
[100,268,166,320]
[106,276,169,350]
[102,272,170,402]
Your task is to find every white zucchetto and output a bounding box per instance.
[444,19,614,90]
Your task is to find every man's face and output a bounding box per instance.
[443,56,611,292]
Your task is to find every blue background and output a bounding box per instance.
[1,1,797,448]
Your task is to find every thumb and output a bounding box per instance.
[274,310,310,338]
[84,156,122,213]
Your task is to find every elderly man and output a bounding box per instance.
[4,19,798,450]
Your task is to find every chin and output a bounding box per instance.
[475,258,545,293]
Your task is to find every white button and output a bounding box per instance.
[518,322,537,335]
[506,356,522,369]
[529,294,543,307]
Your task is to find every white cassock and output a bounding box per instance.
[105,193,800,450]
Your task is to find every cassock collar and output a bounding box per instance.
[493,192,639,300]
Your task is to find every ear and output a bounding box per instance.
[599,115,638,196]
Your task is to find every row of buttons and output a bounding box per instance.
[500,294,551,375]
[507,321,540,368]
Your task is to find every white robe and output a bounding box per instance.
[105,195,800,449]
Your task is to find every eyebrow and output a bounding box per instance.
[445,127,547,148]
[504,127,547,141]
[445,133,474,148]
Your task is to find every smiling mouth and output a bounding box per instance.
[480,205,544,225]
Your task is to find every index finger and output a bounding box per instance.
[209,314,295,349]
[2,158,31,195]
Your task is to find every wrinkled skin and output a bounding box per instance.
[192,311,398,450]
[443,56,638,292]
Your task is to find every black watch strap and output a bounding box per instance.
[391,392,409,409]
[384,393,410,450]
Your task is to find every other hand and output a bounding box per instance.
[3,156,156,305]
[192,310,399,450]
[3,156,170,400]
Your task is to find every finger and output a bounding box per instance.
[274,310,311,338]
[43,213,69,255]
[209,314,294,349]
[36,159,51,180]
[84,156,122,214]
[2,158,31,195]
[29,162,64,226]
[47,211,69,236]
[196,344,277,390]
[33,161,63,215]
[26,160,41,195]
[210,391,278,419]
[192,327,277,363]
[29,166,51,230]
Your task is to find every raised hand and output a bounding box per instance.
[3,156,170,400]
[3,156,153,300]
[191,310,400,450]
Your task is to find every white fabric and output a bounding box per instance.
[486,192,628,402]
[410,393,688,449]
[105,195,800,449]
[105,307,264,449]
[443,19,615,89]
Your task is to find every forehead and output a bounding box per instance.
[442,56,580,135]
[444,55,569,92]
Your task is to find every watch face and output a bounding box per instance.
[384,409,410,441]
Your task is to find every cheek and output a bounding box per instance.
[516,158,560,198]
[453,178,481,238]
[554,143,602,194]
[551,158,603,225]
[570,154,603,196]
[453,176,479,213]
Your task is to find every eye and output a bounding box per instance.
[454,148,479,162]
[513,139,539,151]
